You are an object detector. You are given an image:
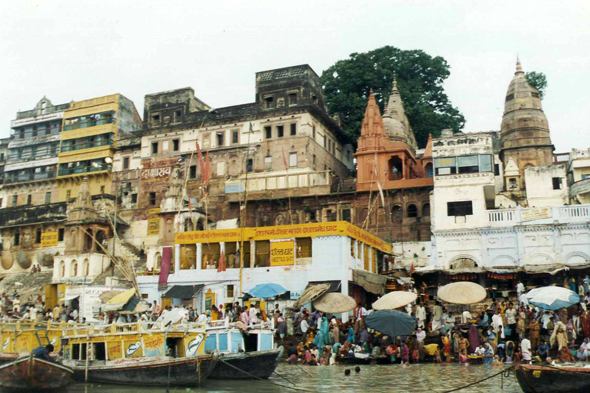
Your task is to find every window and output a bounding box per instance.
[582,174,590,180]
[296,238,312,258]
[457,155,479,174]
[216,132,224,147]
[27,195,32,205]
[423,203,431,218]
[435,157,457,175]
[123,157,130,170]
[290,123,296,136]
[149,192,157,206]
[341,209,351,223]
[12,195,17,207]
[58,228,65,241]
[174,110,182,122]
[14,232,20,246]
[189,165,197,179]
[264,126,272,139]
[227,284,235,298]
[131,193,138,204]
[552,177,563,190]
[447,201,473,216]
[172,139,180,152]
[494,164,500,176]
[100,185,105,194]
[246,159,253,173]
[151,142,159,154]
[312,125,316,139]
[45,192,51,204]
[323,135,327,148]
[264,156,272,171]
[425,163,434,178]
[35,229,42,244]
[312,155,317,170]
[407,204,418,218]
[264,96,274,109]
[0,153,4,161]
[66,190,71,200]
[152,114,160,124]
[232,130,239,144]
[289,152,297,167]
[277,125,284,138]
[289,93,297,106]
[0,198,2,207]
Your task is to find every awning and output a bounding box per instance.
[352,269,387,295]
[103,288,136,312]
[99,290,125,303]
[62,294,80,302]
[162,284,204,299]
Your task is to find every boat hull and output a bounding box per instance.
[69,355,216,387]
[515,364,590,393]
[0,356,73,391]
[209,348,283,380]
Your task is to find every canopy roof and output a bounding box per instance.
[162,284,204,299]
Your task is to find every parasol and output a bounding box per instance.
[372,291,417,310]
[525,286,580,310]
[246,283,287,299]
[293,283,330,309]
[437,281,487,305]
[312,292,356,314]
[366,310,416,338]
[102,288,136,312]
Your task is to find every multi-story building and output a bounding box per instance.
[567,148,590,204]
[56,94,141,201]
[0,138,9,187]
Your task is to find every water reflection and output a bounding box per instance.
[60,363,522,393]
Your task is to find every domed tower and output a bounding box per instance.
[383,73,418,151]
[500,59,554,190]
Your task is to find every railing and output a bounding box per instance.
[8,151,58,162]
[11,129,61,140]
[241,170,331,193]
[58,164,110,176]
[558,205,590,218]
[63,117,115,131]
[33,171,55,180]
[488,209,516,222]
[60,139,113,152]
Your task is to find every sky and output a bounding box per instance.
[0,0,588,152]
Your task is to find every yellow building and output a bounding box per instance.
[56,94,141,201]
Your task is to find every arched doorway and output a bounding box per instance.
[407,204,418,218]
[84,230,93,252]
[425,163,433,178]
[95,230,107,253]
[388,157,403,180]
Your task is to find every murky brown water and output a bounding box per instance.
[60,363,522,393]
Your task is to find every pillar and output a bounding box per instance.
[174,244,180,273]
[196,243,202,270]
[341,277,350,323]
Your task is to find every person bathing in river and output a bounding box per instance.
[482,343,494,365]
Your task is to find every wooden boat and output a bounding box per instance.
[205,320,283,379]
[0,321,64,366]
[0,354,73,391]
[515,363,590,393]
[60,320,217,386]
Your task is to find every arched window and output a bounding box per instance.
[95,230,106,254]
[422,203,431,218]
[83,259,90,276]
[84,230,93,252]
[60,260,65,278]
[425,163,433,178]
[184,219,194,232]
[196,219,204,231]
[407,204,418,218]
[71,260,78,277]
[391,205,402,221]
[154,252,162,271]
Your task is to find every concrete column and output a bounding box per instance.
[196,243,202,270]
[250,240,255,268]
[174,244,180,273]
[341,277,350,323]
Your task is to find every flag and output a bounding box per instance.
[217,250,226,272]
[158,247,172,291]
[205,151,211,187]
[409,262,415,275]
[196,141,206,182]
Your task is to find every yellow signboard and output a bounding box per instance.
[147,208,161,236]
[270,241,294,266]
[41,232,58,247]
[174,221,393,254]
[521,207,552,222]
[107,341,122,360]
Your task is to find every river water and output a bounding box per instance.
[62,363,522,393]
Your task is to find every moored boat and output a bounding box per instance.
[515,363,590,393]
[0,354,73,391]
[206,320,283,379]
[60,319,217,386]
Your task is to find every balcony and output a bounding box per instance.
[486,204,590,228]
[63,117,115,131]
[58,164,110,177]
[60,139,113,153]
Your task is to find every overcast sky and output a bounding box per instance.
[1,1,588,152]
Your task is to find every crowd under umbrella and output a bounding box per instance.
[525,286,580,310]
[366,310,416,338]
[246,283,288,299]
[372,291,417,310]
[437,281,487,305]
[312,292,356,314]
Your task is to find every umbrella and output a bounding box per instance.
[366,310,416,338]
[246,283,287,299]
[372,291,417,310]
[313,293,356,314]
[102,288,136,312]
[293,283,330,309]
[437,282,487,305]
[525,286,580,310]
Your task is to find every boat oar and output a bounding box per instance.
[273,370,296,385]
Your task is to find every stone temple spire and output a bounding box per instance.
[382,72,418,151]
[360,89,386,137]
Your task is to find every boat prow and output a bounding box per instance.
[515,363,590,393]
[0,355,73,391]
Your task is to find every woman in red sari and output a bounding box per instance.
[581,310,590,338]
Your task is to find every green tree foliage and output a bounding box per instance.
[525,71,548,99]
[321,46,465,148]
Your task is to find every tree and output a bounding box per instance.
[525,71,548,99]
[321,46,465,148]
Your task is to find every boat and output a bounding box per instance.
[205,319,283,379]
[60,319,217,387]
[515,363,590,393]
[0,321,64,366]
[0,354,73,391]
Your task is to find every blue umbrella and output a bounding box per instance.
[366,310,416,338]
[526,286,580,310]
[246,283,288,299]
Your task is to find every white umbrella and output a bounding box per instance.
[372,291,417,310]
[525,286,579,310]
[437,282,487,305]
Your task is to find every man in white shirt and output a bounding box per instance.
[301,318,309,334]
[461,310,472,324]
[517,282,525,299]
[415,327,426,343]
[521,337,532,363]
[491,310,505,339]
[431,303,443,332]
[416,304,426,329]
[475,345,485,356]
[505,304,517,340]
[354,305,367,334]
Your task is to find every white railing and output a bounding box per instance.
[488,209,516,222]
[558,205,590,218]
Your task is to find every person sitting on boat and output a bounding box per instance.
[557,345,576,363]
[538,340,549,360]
[32,344,55,363]
[576,338,590,361]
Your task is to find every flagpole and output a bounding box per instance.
[239,120,254,297]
